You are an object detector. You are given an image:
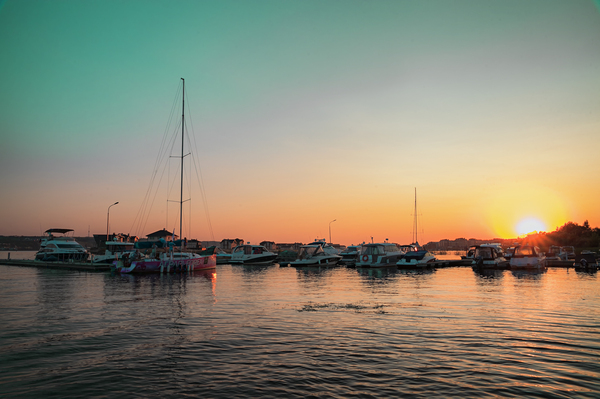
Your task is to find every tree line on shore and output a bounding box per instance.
[523,220,599,251]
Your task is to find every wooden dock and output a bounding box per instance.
[0,259,111,272]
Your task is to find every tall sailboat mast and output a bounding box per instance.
[180,78,185,242]
[413,188,418,245]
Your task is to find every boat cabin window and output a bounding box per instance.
[233,246,243,253]
[515,247,536,256]
[298,246,322,259]
[56,243,83,249]
[475,247,494,260]
[362,245,384,255]
[384,245,399,253]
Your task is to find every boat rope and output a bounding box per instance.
[184,89,215,241]
[129,83,183,238]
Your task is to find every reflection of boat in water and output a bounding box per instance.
[35,229,89,262]
[355,242,404,268]
[396,250,437,268]
[289,244,342,267]
[471,245,509,269]
[509,245,545,269]
[229,244,278,265]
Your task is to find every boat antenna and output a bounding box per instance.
[180,78,185,245]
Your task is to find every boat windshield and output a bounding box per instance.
[341,246,359,254]
[56,243,84,249]
[298,246,323,259]
[362,245,385,255]
[515,246,537,256]
[475,247,494,260]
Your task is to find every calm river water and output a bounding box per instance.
[1,256,599,398]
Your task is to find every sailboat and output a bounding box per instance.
[396,188,437,268]
[114,79,217,273]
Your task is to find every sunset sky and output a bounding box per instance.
[1,0,599,246]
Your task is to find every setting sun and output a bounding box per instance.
[516,218,547,236]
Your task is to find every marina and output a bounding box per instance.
[0,251,586,271]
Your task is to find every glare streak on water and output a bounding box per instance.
[0,262,599,398]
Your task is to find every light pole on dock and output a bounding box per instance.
[107,202,119,241]
[329,219,336,245]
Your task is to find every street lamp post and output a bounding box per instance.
[329,219,337,245]
[107,202,119,241]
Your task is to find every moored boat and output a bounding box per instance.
[214,247,232,264]
[396,249,437,268]
[35,229,89,262]
[114,79,216,273]
[289,244,342,267]
[229,244,278,265]
[471,245,509,269]
[93,240,136,264]
[355,242,404,268]
[338,245,361,266]
[115,246,216,273]
[509,245,545,269]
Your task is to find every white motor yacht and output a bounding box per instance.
[35,229,89,262]
[289,244,342,267]
[229,244,278,265]
[471,245,508,269]
[509,245,546,269]
[396,249,437,268]
[355,242,404,268]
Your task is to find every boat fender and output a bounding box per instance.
[362,255,369,262]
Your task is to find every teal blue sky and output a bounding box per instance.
[1,1,599,243]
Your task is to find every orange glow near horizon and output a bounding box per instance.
[484,186,570,239]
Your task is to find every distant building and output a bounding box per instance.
[260,241,276,251]
[276,242,303,252]
[147,229,178,241]
[187,239,201,249]
[220,238,244,251]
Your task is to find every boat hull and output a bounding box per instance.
[356,254,403,268]
[35,252,89,262]
[509,257,545,269]
[114,255,216,273]
[289,256,340,267]
[229,254,278,265]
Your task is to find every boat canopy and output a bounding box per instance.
[298,245,325,259]
[45,228,74,234]
[402,250,430,261]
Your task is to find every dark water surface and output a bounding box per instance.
[1,262,599,398]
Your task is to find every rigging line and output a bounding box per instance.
[138,119,180,236]
[188,129,215,241]
[129,83,183,236]
[185,92,215,241]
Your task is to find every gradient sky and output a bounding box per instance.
[1,0,599,245]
